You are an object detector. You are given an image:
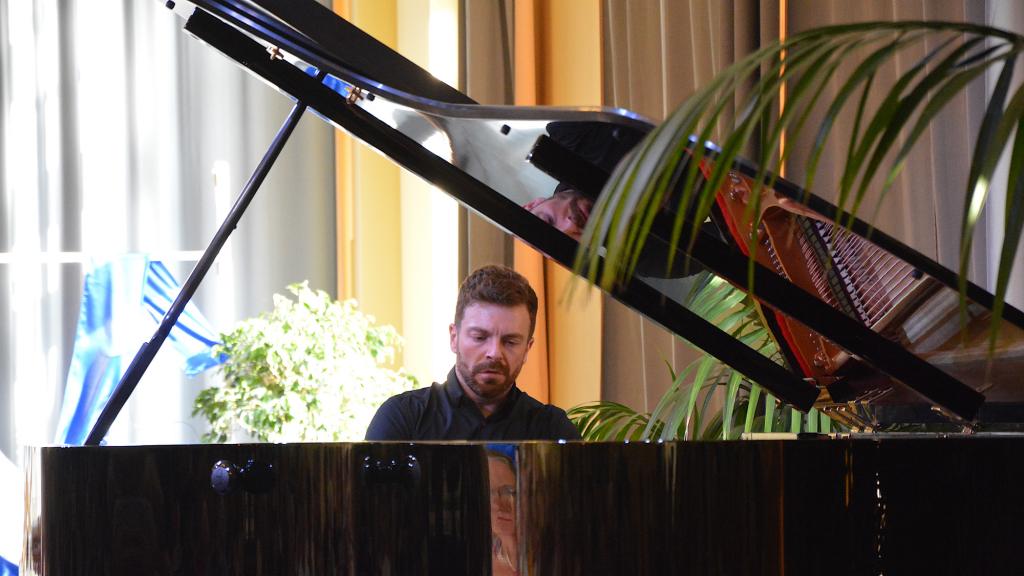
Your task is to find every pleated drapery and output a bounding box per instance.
[598,0,1024,413]
[0,0,335,458]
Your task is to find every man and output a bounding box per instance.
[523,187,594,241]
[524,178,824,244]
[365,265,581,440]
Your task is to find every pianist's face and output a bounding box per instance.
[523,189,593,240]
[450,302,534,403]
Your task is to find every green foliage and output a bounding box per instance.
[570,21,1024,439]
[570,401,663,440]
[569,275,834,441]
[578,21,1024,349]
[569,397,831,441]
[192,282,417,443]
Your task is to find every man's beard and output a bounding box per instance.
[456,357,517,400]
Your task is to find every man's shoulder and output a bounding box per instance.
[514,389,574,420]
[382,383,440,410]
[366,383,445,441]
[512,389,581,440]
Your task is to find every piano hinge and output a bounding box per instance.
[929,404,976,434]
[346,86,366,104]
[266,45,284,61]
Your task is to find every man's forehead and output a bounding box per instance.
[460,302,530,330]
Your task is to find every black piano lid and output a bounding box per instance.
[172,2,819,415]
[154,0,1024,429]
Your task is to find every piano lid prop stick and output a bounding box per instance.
[84,72,325,446]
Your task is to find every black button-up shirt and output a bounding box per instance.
[365,368,581,441]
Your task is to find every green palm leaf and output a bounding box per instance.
[578,21,1024,349]
[568,401,661,441]
[569,276,819,441]
[571,22,1024,441]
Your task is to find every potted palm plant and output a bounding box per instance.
[570,21,1024,440]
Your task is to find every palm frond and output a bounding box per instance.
[578,21,1024,346]
[568,401,661,441]
[569,275,830,441]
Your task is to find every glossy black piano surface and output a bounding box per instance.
[24,439,1024,575]
[22,1,1024,574]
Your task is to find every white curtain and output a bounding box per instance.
[0,0,336,461]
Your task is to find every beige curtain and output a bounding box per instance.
[600,0,775,411]
[600,0,1024,412]
[787,0,1024,319]
[785,1,990,283]
[460,0,516,275]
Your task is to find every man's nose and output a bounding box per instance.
[485,337,502,359]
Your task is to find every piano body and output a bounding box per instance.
[22,1,1024,573]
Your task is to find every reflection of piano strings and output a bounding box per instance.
[711,172,965,387]
[795,219,924,331]
[755,198,1024,403]
[827,225,919,326]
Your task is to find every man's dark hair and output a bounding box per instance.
[455,265,539,338]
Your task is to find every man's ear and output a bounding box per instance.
[449,323,458,353]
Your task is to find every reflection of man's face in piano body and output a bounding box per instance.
[488,454,516,536]
[449,302,534,411]
[488,453,518,575]
[523,188,594,240]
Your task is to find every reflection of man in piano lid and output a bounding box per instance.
[487,449,519,576]
[523,186,593,240]
[365,265,580,440]
[524,172,825,243]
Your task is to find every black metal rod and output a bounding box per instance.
[84,92,315,446]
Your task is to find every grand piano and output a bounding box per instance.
[22,1,1024,574]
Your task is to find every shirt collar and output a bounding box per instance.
[444,367,465,403]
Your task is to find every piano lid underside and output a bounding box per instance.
[177,0,1024,430]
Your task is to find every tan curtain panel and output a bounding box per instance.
[600,0,775,411]
[460,0,516,275]
[600,0,1024,411]
[786,1,989,282]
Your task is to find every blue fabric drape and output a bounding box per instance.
[0,453,19,575]
[53,256,224,445]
